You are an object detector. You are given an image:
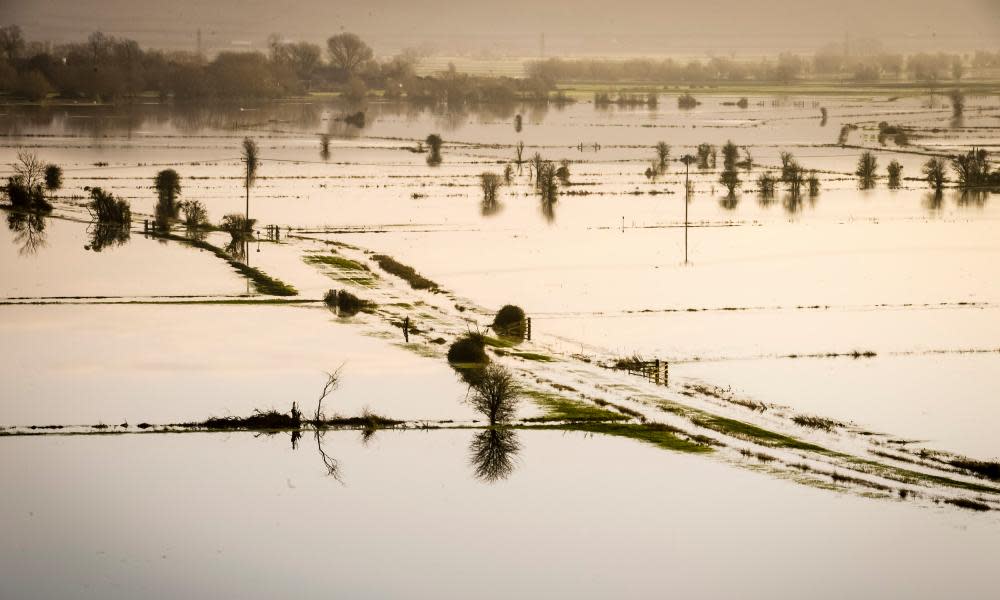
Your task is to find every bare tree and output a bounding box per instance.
[469,363,519,425]
[313,366,343,423]
[326,33,373,75]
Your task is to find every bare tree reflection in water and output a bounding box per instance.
[923,190,945,212]
[225,237,249,262]
[540,198,556,223]
[782,192,805,215]
[85,223,130,252]
[315,430,344,483]
[6,210,47,255]
[957,189,989,208]
[469,428,521,483]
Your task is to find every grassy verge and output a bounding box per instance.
[691,414,825,452]
[304,253,371,272]
[522,390,628,422]
[533,422,713,454]
[371,254,439,291]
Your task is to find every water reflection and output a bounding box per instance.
[314,430,344,483]
[6,210,48,255]
[956,189,989,208]
[469,428,521,483]
[540,198,556,223]
[85,223,131,252]
[923,190,945,212]
[718,193,739,211]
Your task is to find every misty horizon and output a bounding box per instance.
[5,0,1000,57]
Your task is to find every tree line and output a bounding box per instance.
[0,25,556,104]
[528,48,992,85]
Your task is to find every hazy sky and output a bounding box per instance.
[5,0,1000,55]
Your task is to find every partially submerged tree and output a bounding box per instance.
[180,200,208,228]
[469,363,520,426]
[696,143,716,169]
[855,151,878,189]
[425,133,443,166]
[655,142,671,170]
[319,133,331,160]
[951,148,997,189]
[555,160,571,185]
[241,137,259,221]
[922,158,948,191]
[153,169,182,221]
[756,172,776,197]
[721,140,739,171]
[887,160,903,189]
[87,187,131,224]
[807,170,821,196]
[480,171,502,206]
[949,89,965,118]
[719,169,741,196]
[221,213,255,238]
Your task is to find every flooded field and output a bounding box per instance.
[3,91,1000,597]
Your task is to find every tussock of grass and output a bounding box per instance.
[692,415,825,452]
[371,254,438,290]
[201,409,300,430]
[522,390,628,422]
[944,498,991,512]
[948,458,1000,481]
[792,415,845,431]
[305,253,371,272]
[512,352,552,362]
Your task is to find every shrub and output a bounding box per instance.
[221,213,255,238]
[87,187,131,224]
[43,164,62,191]
[448,331,489,365]
[756,172,776,196]
[678,93,699,109]
[493,305,526,338]
[180,200,208,228]
[324,289,373,315]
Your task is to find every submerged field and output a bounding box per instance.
[2,90,999,597]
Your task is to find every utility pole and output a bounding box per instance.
[680,154,695,265]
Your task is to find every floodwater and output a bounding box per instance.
[2,93,999,595]
[1,430,998,599]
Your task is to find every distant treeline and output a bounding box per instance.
[529,47,1000,84]
[0,25,555,104]
[2,24,999,104]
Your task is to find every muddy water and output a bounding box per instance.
[2,429,998,599]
